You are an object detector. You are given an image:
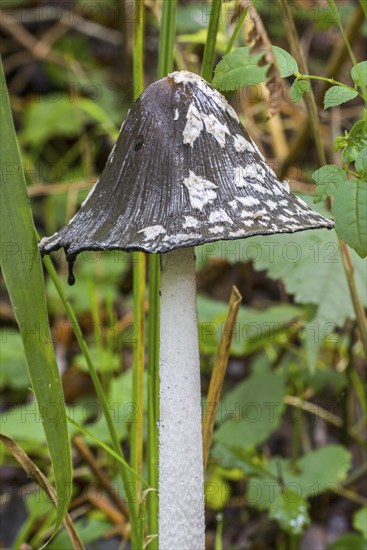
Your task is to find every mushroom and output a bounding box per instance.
[39,71,334,549]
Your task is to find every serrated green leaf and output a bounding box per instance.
[269,492,310,535]
[0,60,72,539]
[246,445,351,512]
[324,85,358,109]
[312,165,348,202]
[351,61,367,88]
[212,47,268,91]
[333,179,367,258]
[355,147,367,176]
[212,46,298,92]
[342,115,367,164]
[215,371,285,449]
[198,197,366,366]
[290,79,311,102]
[354,507,367,540]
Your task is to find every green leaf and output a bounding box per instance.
[246,445,351,512]
[333,179,367,258]
[312,165,348,202]
[355,147,367,176]
[290,79,311,102]
[212,46,299,91]
[342,115,367,164]
[0,60,72,537]
[49,517,111,550]
[272,46,299,77]
[324,85,358,109]
[205,469,232,511]
[212,47,268,91]
[354,507,367,540]
[215,371,285,449]
[328,534,367,550]
[198,197,366,367]
[291,445,351,497]
[351,61,367,89]
[269,492,310,535]
[198,295,302,357]
[0,330,29,390]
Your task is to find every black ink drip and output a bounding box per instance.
[67,260,75,286]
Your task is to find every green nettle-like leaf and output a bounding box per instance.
[290,79,311,102]
[353,507,367,540]
[312,165,348,203]
[214,370,285,449]
[212,46,298,91]
[269,492,310,535]
[212,47,268,91]
[333,179,367,258]
[341,115,367,164]
[355,147,367,176]
[351,61,367,89]
[198,197,366,367]
[0,61,72,538]
[324,85,358,109]
[246,445,351,512]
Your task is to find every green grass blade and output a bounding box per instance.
[0,58,72,537]
[202,0,222,82]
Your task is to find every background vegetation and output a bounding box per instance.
[0,1,366,549]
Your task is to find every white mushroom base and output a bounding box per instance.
[159,247,205,550]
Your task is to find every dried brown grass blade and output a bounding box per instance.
[0,434,84,550]
[247,5,283,117]
[202,286,243,470]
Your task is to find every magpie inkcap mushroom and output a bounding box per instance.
[39,70,334,274]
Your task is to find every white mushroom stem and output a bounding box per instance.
[159,247,205,549]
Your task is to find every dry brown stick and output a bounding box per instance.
[73,435,129,518]
[339,241,367,357]
[0,11,67,66]
[283,396,366,446]
[202,286,242,470]
[277,0,325,166]
[279,2,365,176]
[27,180,94,197]
[0,434,84,550]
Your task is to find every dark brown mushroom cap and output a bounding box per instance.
[39,71,333,260]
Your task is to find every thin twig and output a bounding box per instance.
[283,396,366,446]
[73,435,129,517]
[0,434,85,550]
[202,286,242,469]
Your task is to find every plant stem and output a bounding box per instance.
[158,0,176,78]
[146,4,178,547]
[294,72,365,101]
[202,0,222,82]
[224,6,248,55]
[131,5,146,546]
[147,254,160,548]
[159,248,205,549]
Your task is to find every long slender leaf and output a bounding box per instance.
[0,58,72,538]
